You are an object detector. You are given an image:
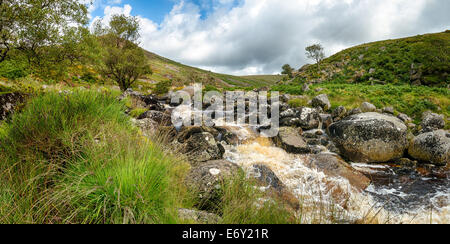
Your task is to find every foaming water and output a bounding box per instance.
[223,128,449,224]
[172,104,448,223]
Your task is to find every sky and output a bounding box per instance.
[84,0,450,75]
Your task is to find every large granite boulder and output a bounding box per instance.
[408,130,449,166]
[186,160,242,210]
[328,112,408,163]
[421,112,445,132]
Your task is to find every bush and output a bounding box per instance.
[0,59,29,80]
[153,80,171,95]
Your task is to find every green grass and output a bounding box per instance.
[0,91,189,223]
[273,83,449,127]
[0,90,304,224]
[294,31,449,87]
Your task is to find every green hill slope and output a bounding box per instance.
[288,31,449,87]
[143,51,281,89]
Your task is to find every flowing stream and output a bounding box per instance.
[220,124,449,224]
[171,103,449,223]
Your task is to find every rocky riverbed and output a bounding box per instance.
[114,89,449,223]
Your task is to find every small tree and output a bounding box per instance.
[281,64,294,78]
[305,44,325,70]
[96,14,151,91]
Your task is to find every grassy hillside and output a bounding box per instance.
[287,31,449,86]
[141,51,281,89]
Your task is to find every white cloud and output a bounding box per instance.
[98,0,450,75]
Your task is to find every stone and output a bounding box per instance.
[332,106,347,121]
[328,112,408,163]
[178,131,224,164]
[311,94,331,111]
[0,92,25,121]
[348,108,362,116]
[248,164,300,210]
[186,160,242,209]
[280,107,321,130]
[178,209,222,224]
[398,113,412,123]
[132,118,158,137]
[273,127,310,154]
[382,107,395,115]
[137,110,171,126]
[421,112,445,132]
[408,130,449,166]
[360,102,376,112]
[306,153,371,191]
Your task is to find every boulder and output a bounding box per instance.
[311,94,331,111]
[421,112,445,132]
[248,164,300,210]
[132,118,158,137]
[137,110,171,126]
[306,153,371,191]
[332,106,347,121]
[186,160,242,209]
[280,107,320,130]
[273,127,310,154]
[360,102,376,112]
[179,132,224,164]
[328,112,408,163]
[408,130,449,166]
[0,92,24,121]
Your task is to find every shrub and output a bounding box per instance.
[153,80,171,95]
[0,59,29,80]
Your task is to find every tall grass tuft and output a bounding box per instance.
[0,91,189,223]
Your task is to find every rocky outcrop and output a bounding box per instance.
[311,94,331,111]
[421,112,445,132]
[186,160,242,210]
[328,112,408,163]
[408,130,449,166]
[306,153,371,191]
[0,92,24,121]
